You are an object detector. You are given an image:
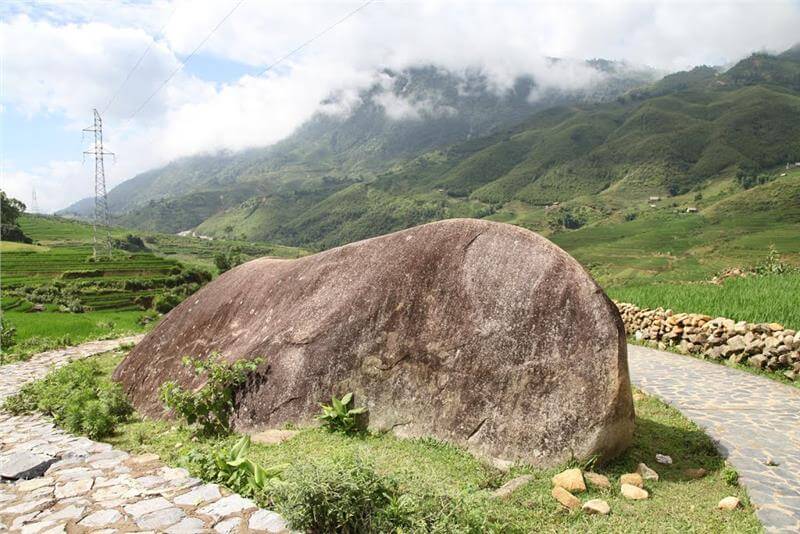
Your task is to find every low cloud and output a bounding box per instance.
[3,0,800,212]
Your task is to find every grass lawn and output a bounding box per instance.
[607,273,800,330]
[0,310,148,362]
[70,352,760,533]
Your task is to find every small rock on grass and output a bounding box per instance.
[584,472,611,490]
[621,484,649,500]
[551,468,586,493]
[684,468,707,479]
[655,454,672,465]
[492,475,533,499]
[717,496,740,510]
[619,473,644,488]
[551,486,581,510]
[582,499,610,515]
[637,463,659,481]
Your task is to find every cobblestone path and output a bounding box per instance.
[0,337,289,533]
[629,344,800,534]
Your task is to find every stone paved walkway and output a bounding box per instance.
[629,344,800,534]
[0,337,289,533]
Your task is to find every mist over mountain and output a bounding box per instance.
[60,48,800,251]
[60,59,656,223]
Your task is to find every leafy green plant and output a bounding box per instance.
[317,392,367,434]
[160,354,262,435]
[722,466,739,486]
[3,358,132,439]
[183,436,286,498]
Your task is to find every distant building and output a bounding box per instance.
[648,195,661,201]
[686,207,698,213]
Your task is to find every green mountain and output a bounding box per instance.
[61,61,656,228]
[60,50,800,272]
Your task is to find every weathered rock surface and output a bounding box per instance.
[116,219,634,466]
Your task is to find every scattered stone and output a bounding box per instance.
[78,509,123,528]
[763,457,780,467]
[683,468,708,479]
[582,499,611,515]
[619,473,644,488]
[636,463,659,481]
[493,475,534,499]
[655,454,672,465]
[717,496,740,510]
[584,472,611,490]
[551,486,581,510]
[248,509,290,533]
[551,468,586,493]
[620,484,649,500]
[0,451,57,480]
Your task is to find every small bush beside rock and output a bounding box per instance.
[3,358,132,439]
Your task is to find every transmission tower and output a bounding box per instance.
[83,109,114,258]
[30,187,40,214]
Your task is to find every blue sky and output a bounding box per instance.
[2,0,800,214]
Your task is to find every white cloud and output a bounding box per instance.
[2,0,800,212]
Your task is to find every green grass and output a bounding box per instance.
[0,310,147,363]
[608,274,800,330]
[68,350,758,532]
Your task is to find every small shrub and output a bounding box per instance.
[1,315,17,354]
[214,248,243,274]
[160,354,262,435]
[272,457,405,534]
[722,466,739,486]
[153,291,182,314]
[317,392,367,434]
[3,358,132,439]
[137,310,159,325]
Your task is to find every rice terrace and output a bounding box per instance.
[1,1,800,533]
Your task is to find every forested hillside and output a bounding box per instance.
[60,49,800,260]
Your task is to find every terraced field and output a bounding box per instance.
[1,215,306,361]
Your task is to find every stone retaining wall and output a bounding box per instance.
[615,302,800,381]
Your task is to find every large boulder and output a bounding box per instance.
[114,219,633,466]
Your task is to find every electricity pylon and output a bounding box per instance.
[83,109,114,258]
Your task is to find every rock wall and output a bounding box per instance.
[616,302,800,380]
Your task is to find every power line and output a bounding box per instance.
[127,0,247,121]
[102,4,178,115]
[125,0,374,123]
[256,0,374,78]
